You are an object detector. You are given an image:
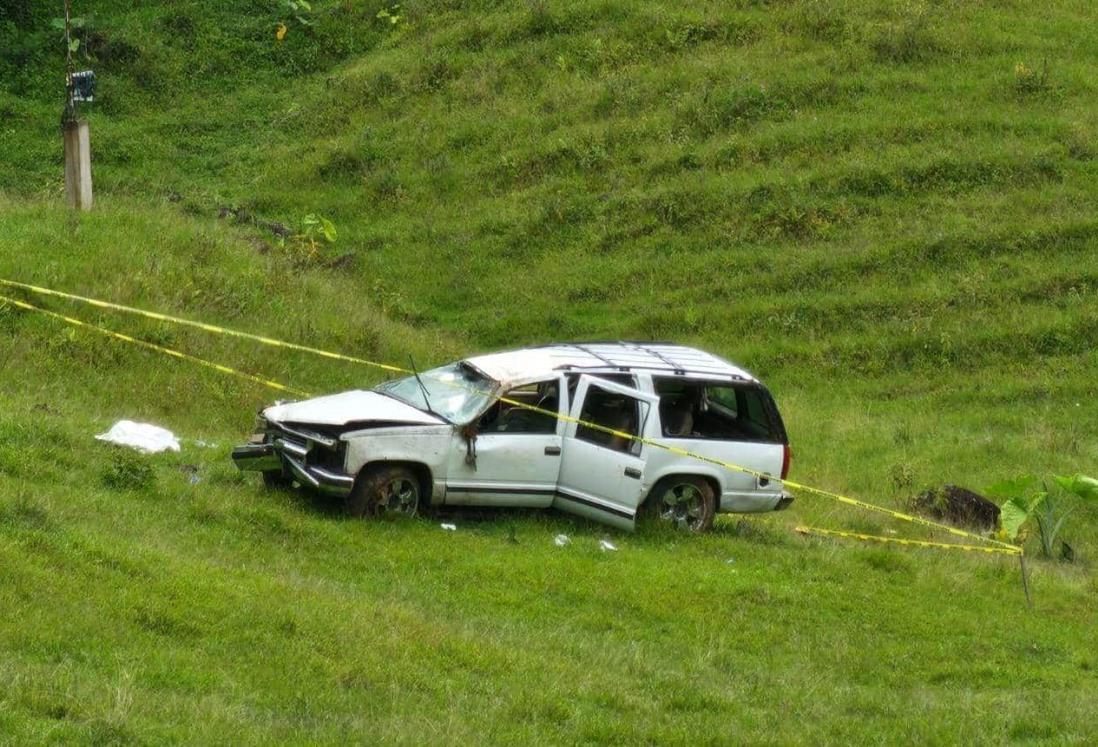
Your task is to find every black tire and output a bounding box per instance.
[645,476,716,533]
[262,469,293,490]
[346,465,421,520]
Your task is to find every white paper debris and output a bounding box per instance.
[599,539,617,552]
[95,420,180,454]
[440,523,457,531]
[554,534,571,547]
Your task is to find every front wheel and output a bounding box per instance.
[646,476,716,533]
[346,465,422,520]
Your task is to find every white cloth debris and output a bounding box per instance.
[554,534,571,547]
[95,421,180,454]
[599,539,617,552]
[440,523,457,531]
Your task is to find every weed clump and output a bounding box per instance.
[101,451,156,492]
[1013,60,1051,96]
[869,11,940,63]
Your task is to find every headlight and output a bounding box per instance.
[254,412,269,431]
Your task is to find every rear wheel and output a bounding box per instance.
[346,465,421,519]
[647,476,716,533]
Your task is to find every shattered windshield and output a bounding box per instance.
[375,362,496,423]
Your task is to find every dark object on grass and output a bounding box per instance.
[217,205,293,238]
[914,485,1001,531]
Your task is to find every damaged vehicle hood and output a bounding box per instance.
[264,390,445,427]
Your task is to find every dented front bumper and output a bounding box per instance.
[232,429,354,498]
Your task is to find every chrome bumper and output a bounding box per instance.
[231,443,282,472]
[231,440,354,497]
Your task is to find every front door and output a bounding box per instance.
[554,375,660,530]
[444,377,565,507]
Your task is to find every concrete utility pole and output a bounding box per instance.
[62,0,93,210]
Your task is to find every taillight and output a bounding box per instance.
[781,444,792,480]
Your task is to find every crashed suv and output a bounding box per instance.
[232,343,792,532]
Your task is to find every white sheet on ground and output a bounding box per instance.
[96,420,181,454]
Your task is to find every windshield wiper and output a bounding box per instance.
[409,356,439,419]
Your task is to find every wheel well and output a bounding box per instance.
[358,461,434,505]
[643,473,720,509]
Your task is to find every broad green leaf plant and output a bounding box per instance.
[987,474,1098,560]
[51,15,87,54]
[289,213,337,262]
[276,0,312,39]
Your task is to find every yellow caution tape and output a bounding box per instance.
[1,278,1020,555]
[0,278,408,374]
[795,526,1022,556]
[0,295,311,398]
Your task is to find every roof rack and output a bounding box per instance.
[629,342,686,375]
[571,343,630,372]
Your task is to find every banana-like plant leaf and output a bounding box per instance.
[999,496,1032,541]
[1052,474,1098,501]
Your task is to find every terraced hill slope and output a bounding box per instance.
[1,1,1096,742]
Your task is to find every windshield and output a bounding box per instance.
[375,362,496,423]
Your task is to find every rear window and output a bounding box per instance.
[654,377,786,443]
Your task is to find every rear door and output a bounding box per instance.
[554,375,660,530]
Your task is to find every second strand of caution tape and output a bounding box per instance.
[1,295,311,398]
[0,279,1021,556]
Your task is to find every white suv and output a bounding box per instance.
[232,342,792,532]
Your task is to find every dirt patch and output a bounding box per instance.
[913,485,1000,531]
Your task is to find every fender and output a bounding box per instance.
[343,428,451,494]
[642,464,727,501]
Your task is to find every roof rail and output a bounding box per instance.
[629,342,686,375]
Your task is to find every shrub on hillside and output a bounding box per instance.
[102,451,156,492]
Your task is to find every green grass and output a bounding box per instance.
[2,0,1098,742]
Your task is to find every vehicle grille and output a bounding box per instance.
[268,424,347,472]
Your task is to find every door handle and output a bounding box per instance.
[545,446,561,456]
[624,467,642,479]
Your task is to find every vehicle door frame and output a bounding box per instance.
[554,374,662,529]
[442,375,567,507]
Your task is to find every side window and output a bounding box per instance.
[708,386,738,415]
[654,378,783,443]
[478,379,561,434]
[575,384,645,455]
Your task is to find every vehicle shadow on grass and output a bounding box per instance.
[281,485,564,530]
[708,515,792,546]
[281,484,792,546]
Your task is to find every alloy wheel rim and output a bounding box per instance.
[658,483,704,530]
[379,477,419,516]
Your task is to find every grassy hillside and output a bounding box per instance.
[2,0,1097,742]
